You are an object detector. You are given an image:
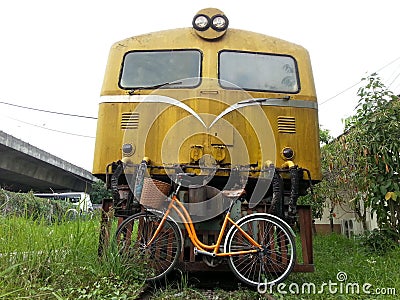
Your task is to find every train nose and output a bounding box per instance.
[185,134,230,165]
[211,145,227,162]
[189,143,228,164]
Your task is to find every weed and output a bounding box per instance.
[0,189,72,222]
[358,228,399,255]
[1,193,399,300]
[0,215,144,299]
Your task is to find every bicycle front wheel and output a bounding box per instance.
[226,214,296,288]
[115,211,182,282]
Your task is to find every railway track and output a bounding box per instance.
[136,271,276,299]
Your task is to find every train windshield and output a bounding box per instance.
[219,51,299,93]
[120,50,201,89]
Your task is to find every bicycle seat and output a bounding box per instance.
[222,189,246,199]
[173,173,202,186]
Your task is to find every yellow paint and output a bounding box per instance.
[92,9,321,182]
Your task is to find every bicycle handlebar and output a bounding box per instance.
[176,172,197,177]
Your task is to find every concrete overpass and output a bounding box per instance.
[0,130,96,192]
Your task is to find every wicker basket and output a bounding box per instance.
[140,178,171,209]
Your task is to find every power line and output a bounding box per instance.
[3,114,95,139]
[392,81,400,93]
[0,100,97,120]
[388,71,400,90]
[319,55,400,106]
[319,80,362,105]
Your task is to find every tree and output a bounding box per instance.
[90,180,112,204]
[348,73,400,236]
[298,128,333,223]
[319,73,400,238]
[319,127,333,145]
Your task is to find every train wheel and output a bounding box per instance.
[115,211,182,282]
[226,214,296,288]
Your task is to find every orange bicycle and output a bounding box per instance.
[115,173,296,288]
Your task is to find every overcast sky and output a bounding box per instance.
[1,0,399,171]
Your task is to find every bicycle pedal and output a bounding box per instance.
[194,247,216,257]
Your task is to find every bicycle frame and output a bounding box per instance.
[146,191,263,258]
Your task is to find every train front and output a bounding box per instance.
[93,8,321,222]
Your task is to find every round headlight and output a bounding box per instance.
[211,15,229,31]
[193,14,210,31]
[282,147,294,160]
[122,143,135,156]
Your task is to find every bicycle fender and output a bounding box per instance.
[249,213,296,237]
[223,212,296,252]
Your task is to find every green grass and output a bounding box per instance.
[0,214,398,299]
[0,215,145,299]
[150,234,400,300]
[278,234,400,299]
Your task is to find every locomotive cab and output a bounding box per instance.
[95,8,320,273]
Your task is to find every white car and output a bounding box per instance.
[34,192,94,213]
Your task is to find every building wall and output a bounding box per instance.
[314,201,378,235]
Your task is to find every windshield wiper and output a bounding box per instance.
[238,96,290,105]
[128,81,183,95]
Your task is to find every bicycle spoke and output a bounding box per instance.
[116,212,181,281]
[227,215,295,287]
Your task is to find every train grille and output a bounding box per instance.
[277,116,296,133]
[121,112,139,129]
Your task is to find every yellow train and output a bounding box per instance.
[93,8,320,226]
[93,8,321,212]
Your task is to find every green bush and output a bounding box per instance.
[89,180,112,204]
[359,228,399,255]
[0,189,72,222]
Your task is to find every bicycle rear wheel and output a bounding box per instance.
[115,211,182,282]
[225,214,296,288]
